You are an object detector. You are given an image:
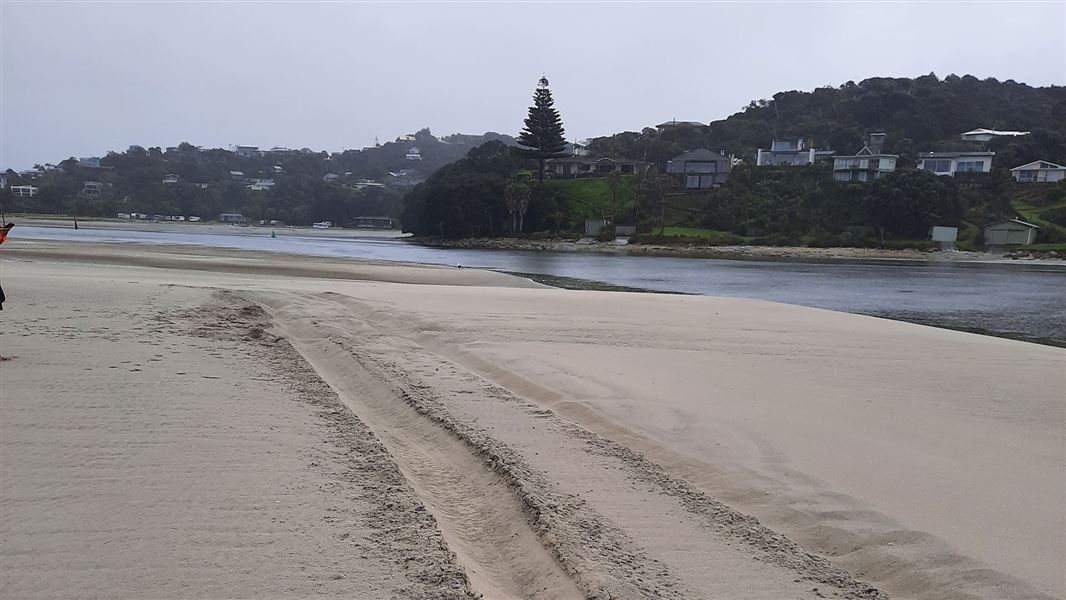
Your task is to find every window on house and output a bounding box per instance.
[957,161,985,172]
[921,159,952,173]
[685,161,716,173]
[834,172,852,181]
[621,164,634,174]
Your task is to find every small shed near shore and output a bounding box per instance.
[983,218,1039,246]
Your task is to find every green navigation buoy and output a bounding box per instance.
[271,229,276,239]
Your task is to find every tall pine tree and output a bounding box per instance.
[517,77,567,183]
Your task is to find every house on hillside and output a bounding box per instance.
[78,157,102,168]
[11,185,39,197]
[832,133,898,182]
[233,145,260,158]
[917,151,994,176]
[405,147,422,161]
[219,213,249,224]
[983,218,1039,246]
[666,149,731,189]
[386,170,423,187]
[545,156,646,178]
[960,128,1030,143]
[1010,160,1066,183]
[565,140,590,156]
[82,181,105,196]
[656,120,704,132]
[229,170,248,182]
[322,173,340,182]
[352,179,386,190]
[756,139,817,167]
[249,178,275,191]
[162,174,181,184]
[349,216,395,228]
[19,168,43,179]
[0,174,7,189]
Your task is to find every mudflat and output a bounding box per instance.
[2,241,1063,600]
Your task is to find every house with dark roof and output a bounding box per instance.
[666,149,731,189]
[656,120,704,132]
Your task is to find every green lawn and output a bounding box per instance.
[659,227,750,242]
[543,176,637,224]
[1011,197,1066,244]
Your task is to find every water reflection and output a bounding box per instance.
[18,226,1066,343]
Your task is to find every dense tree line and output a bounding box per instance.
[1,129,513,225]
[589,74,1066,167]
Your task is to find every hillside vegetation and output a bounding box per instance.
[2,129,514,226]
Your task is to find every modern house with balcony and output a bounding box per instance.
[666,149,731,189]
[756,139,817,167]
[832,133,898,182]
[917,152,994,176]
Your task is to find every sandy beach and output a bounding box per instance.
[1,239,1063,599]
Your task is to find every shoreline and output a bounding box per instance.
[6,238,1064,347]
[417,236,1066,266]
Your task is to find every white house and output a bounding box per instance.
[82,181,105,196]
[983,218,1039,246]
[233,145,260,158]
[78,156,102,168]
[832,133,897,182]
[162,174,181,184]
[405,147,422,161]
[248,178,275,191]
[757,139,815,167]
[960,128,1030,143]
[917,151,994,176]
[1010,160,1066,183]
[11,185,38,197]
[322,173,340,182]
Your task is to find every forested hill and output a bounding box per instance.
[589,74,1066,167]
[2,129,515,226]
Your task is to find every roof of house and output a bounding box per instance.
[546,156,641,165]
[919,151,996,158]
[657,120,704,128]
[835,148,899,160]
[670,149,730,162]
[1010,160,1066,171]
[985,218,1040,230]
[961,128,1030,137]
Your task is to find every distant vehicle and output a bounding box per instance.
[312,221,333,229]
[188,216,202,222]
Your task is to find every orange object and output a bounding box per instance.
[0,224,11,245]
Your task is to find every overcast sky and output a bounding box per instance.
[2,1,1064,170]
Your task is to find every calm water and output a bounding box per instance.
[17,225,1066,343]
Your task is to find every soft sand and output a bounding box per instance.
[2,241,1064,599]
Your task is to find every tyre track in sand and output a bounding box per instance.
[254,292,585,600]
[257,289,885,600]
